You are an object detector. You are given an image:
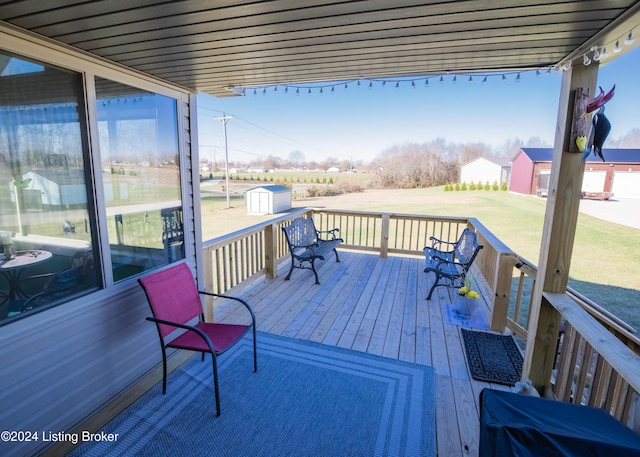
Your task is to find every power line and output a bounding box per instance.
[199,106,331,156]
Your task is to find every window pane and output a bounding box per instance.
[0,52,100,322]
[95,78,183,282]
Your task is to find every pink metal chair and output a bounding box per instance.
[139,262,257,416]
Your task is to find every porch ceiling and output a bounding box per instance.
[1,0,640,97]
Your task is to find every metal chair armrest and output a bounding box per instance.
[145,316,217,352]
[317,227,340,239]
[198,291,257,326]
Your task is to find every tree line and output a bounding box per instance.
[369,137,551,188]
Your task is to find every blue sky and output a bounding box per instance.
[197,46,639,164]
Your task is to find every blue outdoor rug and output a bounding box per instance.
[70,332,436,457]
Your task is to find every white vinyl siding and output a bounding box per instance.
[0,24,198,457]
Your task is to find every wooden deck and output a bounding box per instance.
[213,250,511,457]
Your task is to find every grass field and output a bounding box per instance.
[201,183,640,332]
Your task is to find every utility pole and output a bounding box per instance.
[214,114,233,208]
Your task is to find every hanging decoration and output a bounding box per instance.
[580,86,615,162]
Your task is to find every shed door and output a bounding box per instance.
[249,191,269,213]
[260,192,270,213]
[612,171,640,198]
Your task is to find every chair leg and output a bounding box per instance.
[211,353,221,417]
[425,272,442,300]
[161,346,168,394]
[426,281,438,300]
[310,258,320,284]
[333,248,340,262]
[285,259,295,280]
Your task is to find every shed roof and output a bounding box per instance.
[26,169,86,185]
[1,1,639,97]
[246,185,291,193]
[463,156,512,168]
[518,147,640,163]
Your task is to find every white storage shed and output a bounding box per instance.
[245,185,292,215]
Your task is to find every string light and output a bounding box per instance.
[238,70,549,95]
[236,27,637,95]
[625,30,634,45]
[234,26,636,95]
[613,40,622,53]
[558,26,637,71]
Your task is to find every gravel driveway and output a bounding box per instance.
[578,197,640,230]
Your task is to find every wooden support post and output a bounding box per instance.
[264,223,278,279]
[523,64,598,393]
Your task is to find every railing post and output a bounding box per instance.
[264,222,278,279]
[489,252,516,332]
[380,214,390,258]
[202,246,214,322]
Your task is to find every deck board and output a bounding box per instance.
[212,250,501,457]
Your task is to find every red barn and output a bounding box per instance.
[509,148,640,198]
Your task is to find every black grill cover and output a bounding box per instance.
[480,388,640,457]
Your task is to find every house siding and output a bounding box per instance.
[461,158,497,184]
[0,26,198,457]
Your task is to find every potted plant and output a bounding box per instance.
[456,274,480,315]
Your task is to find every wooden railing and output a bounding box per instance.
[505,256,640,430]
[201,208,311,295]
[201,207,640,430]
[545,292,640,430]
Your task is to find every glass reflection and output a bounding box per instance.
[95,78,183,282]
[0,52,100,321]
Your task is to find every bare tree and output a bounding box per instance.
[372,142,460,188]
[288,150,305,168]
[263,154,282,171]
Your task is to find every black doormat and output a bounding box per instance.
[461,329,523,386]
